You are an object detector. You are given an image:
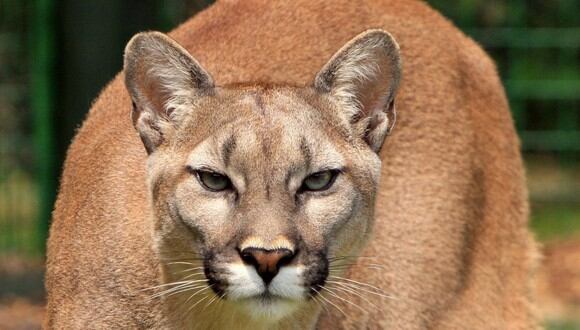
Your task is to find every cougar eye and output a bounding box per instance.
[301,170,339,192]
[195,170,232,192]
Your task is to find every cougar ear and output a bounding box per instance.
[314,29,401,152]
[124,31,214,154]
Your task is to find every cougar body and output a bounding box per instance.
[46,0,538,329]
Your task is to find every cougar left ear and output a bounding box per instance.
[314,29,401,152]
[124,31,214,154]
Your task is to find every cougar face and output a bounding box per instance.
[124,31,400,321]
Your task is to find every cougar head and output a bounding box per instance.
[124,30,401,321]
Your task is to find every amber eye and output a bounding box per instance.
[301,170,339,192]
[195,170,232,192]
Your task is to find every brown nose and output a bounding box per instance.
[239,247,295,284]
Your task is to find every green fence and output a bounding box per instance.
[476,28,580,151]
[0,0,578,258]
[1,0,46,256]
[431,0,580,152]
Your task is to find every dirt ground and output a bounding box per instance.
[0,299,44,330]
[537,239,580,324]
[0,240,579,329]
[0,257,44,329]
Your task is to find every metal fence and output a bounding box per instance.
[0,0,578,258]
[1,0,44,256]
[431,0,580,152]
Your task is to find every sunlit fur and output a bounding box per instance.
[46,1,538,329]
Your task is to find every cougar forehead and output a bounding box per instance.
[180,87,351,149]
[177,87,353,184]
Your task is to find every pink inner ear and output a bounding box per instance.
[138,74,174,119]
[354,70,393,119]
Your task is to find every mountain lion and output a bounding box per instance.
[45,0,539,328]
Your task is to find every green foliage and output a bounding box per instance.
[429,0,580,153]
[545,320,580,330]
[531,203,580,241]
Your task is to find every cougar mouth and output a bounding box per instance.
[204,251,328,304]
[243,292,298,307]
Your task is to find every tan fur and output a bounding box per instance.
[45,0,539,329]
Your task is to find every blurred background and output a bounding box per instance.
[0,0,578,329]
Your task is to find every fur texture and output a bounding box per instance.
[45,0,539,329]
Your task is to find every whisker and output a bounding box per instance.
[149,281,210,300]
[141,280,205,291]
[328,264,385,271]
[328,276,393,296]
[309,292,323,309]
[181,272,207,280]
[167,261,201,266]
[172,267,205,277]
[327,282,381,310]
[327,256,380,261]
[184,285,213,305]
[202,293,221,311]
[317,285,368,314]
[312,287,348,318]
[149,286,199,301]
[149,282,208,300]
[161,258,205,263]
[186,293,212,315]
[141,279,206,291]
[176,266,205,272]
[328,268,382,274]
[151,284,208,300]
[326,280,396,300]
[326,279,384,294]
[328,261,385,267]
[161,250,203,255]
[311,292,330,314]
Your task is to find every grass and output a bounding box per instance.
[531,203,580,242]
[545,320,580,330]
[0,170,42,257]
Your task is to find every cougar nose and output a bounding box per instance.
[239,247,295,284]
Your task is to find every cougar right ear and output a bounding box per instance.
[314,30,401,152]
[124,31,214,154]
